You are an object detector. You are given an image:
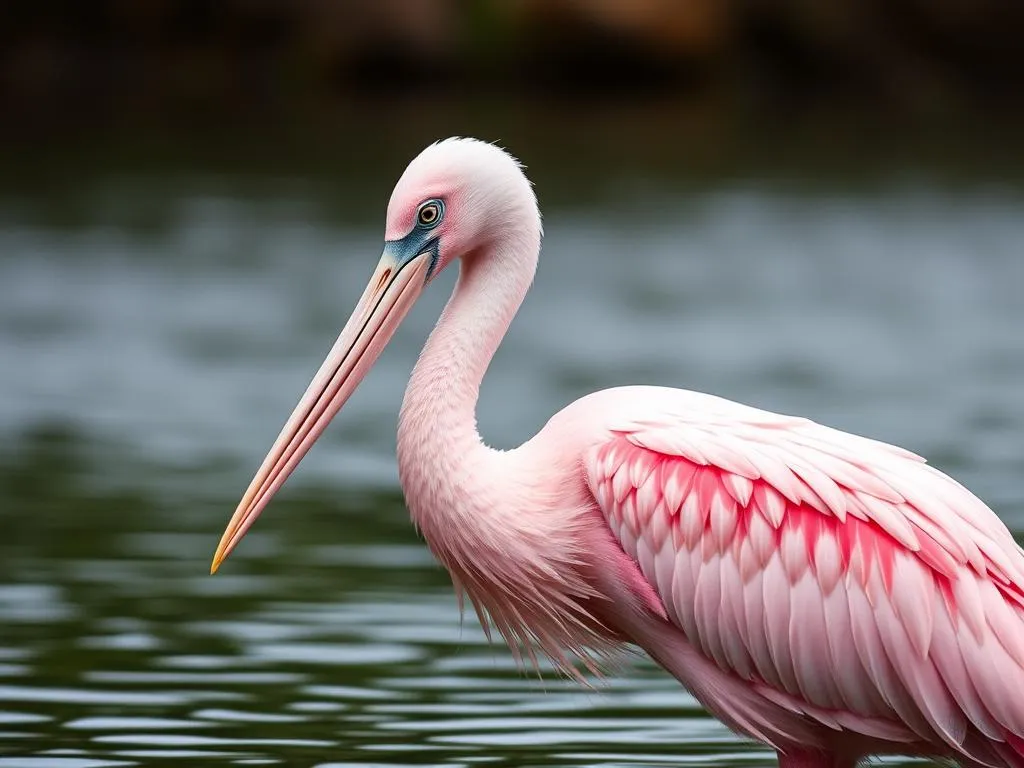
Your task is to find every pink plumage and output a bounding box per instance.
[212,138,1024,768]
[582,388,1024,765]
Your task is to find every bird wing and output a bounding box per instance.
[583,388,1024,756]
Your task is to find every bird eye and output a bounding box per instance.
[417,200,443,228]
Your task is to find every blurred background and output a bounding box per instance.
[1,1,1023,765]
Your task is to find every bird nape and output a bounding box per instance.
[211,137,1024,768]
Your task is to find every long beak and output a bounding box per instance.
[210,248,432,573]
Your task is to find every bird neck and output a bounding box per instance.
[397,236,537,471]
[395,225,633,677]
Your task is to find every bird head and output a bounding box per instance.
[210,137,538,572]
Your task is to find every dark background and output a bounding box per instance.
[3,0,1023,187]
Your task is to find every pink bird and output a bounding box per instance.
[211,138,1024,768]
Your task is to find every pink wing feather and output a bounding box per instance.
[584,394,1024,762]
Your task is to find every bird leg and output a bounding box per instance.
[777,749,859,768]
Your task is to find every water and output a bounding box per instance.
[1,128,1023,766]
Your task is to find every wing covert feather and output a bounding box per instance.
[584,398,1024,758]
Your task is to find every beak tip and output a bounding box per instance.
[210,547,227,575]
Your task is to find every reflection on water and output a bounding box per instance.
[0,144,1022,765]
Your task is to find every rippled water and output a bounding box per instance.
[0,139,1023,766]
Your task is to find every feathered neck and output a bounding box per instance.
[394,229,623,678]
[398,236,532,453]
